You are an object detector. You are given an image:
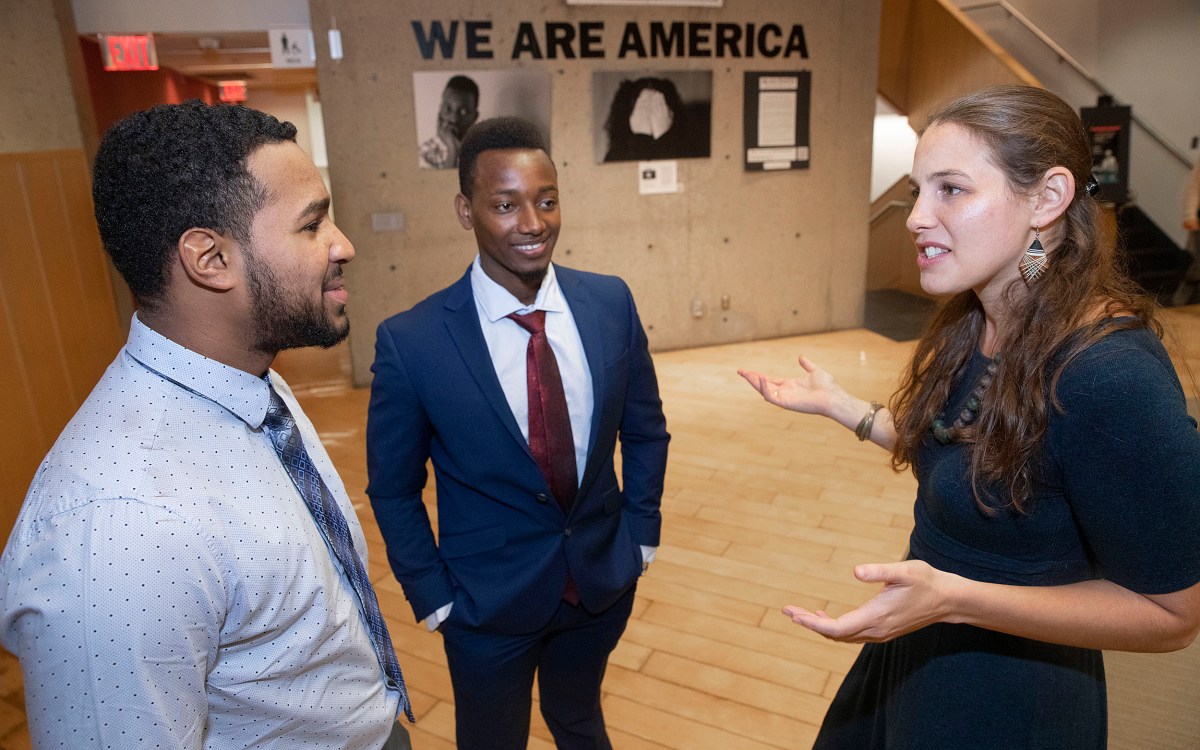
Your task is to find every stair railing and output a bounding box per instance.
[958,0,1192,170]
[870,200,913,226]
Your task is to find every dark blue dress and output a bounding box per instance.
[813,328,1200,749]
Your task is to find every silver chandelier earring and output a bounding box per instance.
[1020,227,1047,283]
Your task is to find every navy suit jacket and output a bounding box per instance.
[366,265,669,634]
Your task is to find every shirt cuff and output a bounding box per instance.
[427,548,657,629]
[424,602,453,632]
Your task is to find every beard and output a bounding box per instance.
[244,247,349,353]
[515,266,549,286]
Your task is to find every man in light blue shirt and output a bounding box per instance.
[0,101,413,749]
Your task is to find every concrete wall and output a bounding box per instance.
[1,0,85,153]
[309,0,883,385]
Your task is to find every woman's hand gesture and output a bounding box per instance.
[737,355,841,417]
[782,561,958,643]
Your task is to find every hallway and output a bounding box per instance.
[1,305,1197,748]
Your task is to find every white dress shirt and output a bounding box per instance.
[471,258,594,473]
[0,315,400,749]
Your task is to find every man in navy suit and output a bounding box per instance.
[366,117,669,749]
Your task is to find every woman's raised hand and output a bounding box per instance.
[738,354,842,417]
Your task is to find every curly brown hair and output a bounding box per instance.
[889,85,1160,513]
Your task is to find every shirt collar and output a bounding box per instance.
[124,313,273,429]
[470,256,566,323]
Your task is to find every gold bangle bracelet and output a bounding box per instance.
[855,401,884,441]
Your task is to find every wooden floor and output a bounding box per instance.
[1,305,1197,749]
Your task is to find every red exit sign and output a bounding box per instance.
[100,34,159,71]
[219,81,248,103]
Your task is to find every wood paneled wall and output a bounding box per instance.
[880,0,1039,131]
[867,178,927,297]
[0,149,122,535]
[79,37,219,139]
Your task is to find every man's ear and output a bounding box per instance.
[178,228,238,291]
[1033,166,1074,228]
[454,193,474,230]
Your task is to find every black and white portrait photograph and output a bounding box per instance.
[591,70,712,164]
[413,70,552,170]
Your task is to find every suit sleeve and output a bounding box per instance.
[366,320,456,621]
[616,285,670,547]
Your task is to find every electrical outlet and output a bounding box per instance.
[371,211,404,232]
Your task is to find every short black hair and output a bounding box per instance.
[457,116,549,198]
[91,100,297,307]
[444,74,479,104]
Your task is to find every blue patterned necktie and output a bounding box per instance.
[263,386,414,722]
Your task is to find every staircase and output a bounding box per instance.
[1115,205,1193,304]
[877,0,1196,307]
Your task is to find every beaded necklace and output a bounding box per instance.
[931,356,999,445]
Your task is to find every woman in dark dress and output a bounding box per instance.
[740,85,1200,748]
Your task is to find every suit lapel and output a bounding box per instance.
[442,270,531,454]
[557,268,608,497]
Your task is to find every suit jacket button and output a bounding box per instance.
[536,493,550,504]
[564,527,572,537]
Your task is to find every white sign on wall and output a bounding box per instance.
[637,160,681,195]
[269,27,315,68]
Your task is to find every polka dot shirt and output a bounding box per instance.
[0,315,401,748]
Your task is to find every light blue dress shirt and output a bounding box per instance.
[0,315,400,749]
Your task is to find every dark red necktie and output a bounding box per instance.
[507,311,578,511]
[508,311,580,605]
